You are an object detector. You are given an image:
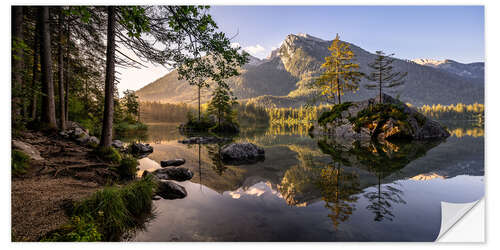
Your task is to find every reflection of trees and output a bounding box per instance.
[205,142,228,176]
[317,138,445,225]
[364,180,405,222]
[317,162,361,229]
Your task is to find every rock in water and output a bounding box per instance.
[156,181,187,199]
[154,167,194,181]
[220,142,265,164]
[12,140,43,161]
[129,143,153,157]
[160,158,186,167]
[310,93,450,145]
[111,140,124,149]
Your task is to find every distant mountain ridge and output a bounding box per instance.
[136,33,484,107]
[412,58,484,79]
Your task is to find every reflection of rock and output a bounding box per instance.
[12,140,43,161]
[178,136,231,144]
[220,143,265,164]
[156,181,187,199]
[318,138,443,176]
[161,158,186,167]
[153,167,194,181]
[310,94,450,146]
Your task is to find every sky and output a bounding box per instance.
[117,5,484,95]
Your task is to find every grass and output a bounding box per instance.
[114,154,139,180]
[93,146,122,164]
[42,175,159,241]
[318,102,353,127]
[40,216,102,242]
[12,150,30,177]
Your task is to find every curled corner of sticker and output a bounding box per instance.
[435,199,482,241]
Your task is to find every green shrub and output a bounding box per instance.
[318,102,353,127]
[93,146,122,164]
[40,216,102,242]
[349,103,408,132]
[12,150,30,177]
[115,154,138,180]
[73,187,132,238]
[119,175,158,217]
[68,176,157,240]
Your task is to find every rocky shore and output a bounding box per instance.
[309,94,450,148]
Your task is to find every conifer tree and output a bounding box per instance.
[315,34,362,104]
[207,81,237,131]
[365,51,407,103]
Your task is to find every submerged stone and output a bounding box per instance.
[156,181,187,199]
[160,158,186,167]
[154,167,194,181]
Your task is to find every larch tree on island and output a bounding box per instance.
[314,34,363,105]
[365,51,407,103]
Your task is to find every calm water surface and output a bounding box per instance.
[130,121,484,242]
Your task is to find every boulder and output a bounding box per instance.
[75,134,90,145]
[111,140,124,149]
[12,140,43,161]
[88,136,99,145]
[153,167,194,181]
[220,142,265,164]
[312,93,450,144]
[129,143,153,157]
[160,158,186,167]
[156,181,187,199]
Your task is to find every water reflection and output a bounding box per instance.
[132,119,484,241]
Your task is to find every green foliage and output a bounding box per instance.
[365,51,407,102]
[115,154,138,180]
[40,216,102,242]
[119,174,158,217]
[12,150,30,177]
[121,90,140,118]
[348,103,409,132]
[184,111,216,132]
[207,84,239,132]
[313,34,363,104]
[93,146,122,164]
[318,102,353,127]
[72,186,132,238]
[119,6,150,38]
[70,176,157,240]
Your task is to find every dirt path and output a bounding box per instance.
[11,131,117,241]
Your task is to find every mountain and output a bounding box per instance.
[412,58,484,79]
[136,33,484,107]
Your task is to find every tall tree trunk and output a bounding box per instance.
[100,6,116,148]
[57,8,66,130]
[12,6,23,124]
[379,60,382,104]
[198,85,201,122]
[30,20,39,120]
[64,20,70,122]
[38,6,57,130]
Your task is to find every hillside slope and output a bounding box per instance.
[136,33,484,107]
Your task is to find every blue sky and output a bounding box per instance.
[210,6,484,62]
[119,5,484,94]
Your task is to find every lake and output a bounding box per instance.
[130,120,484,242]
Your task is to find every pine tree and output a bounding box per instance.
[315,34,362,104]
[207,82,237,131]
[365,51,407,103]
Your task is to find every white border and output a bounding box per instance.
[1,0,497,249]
